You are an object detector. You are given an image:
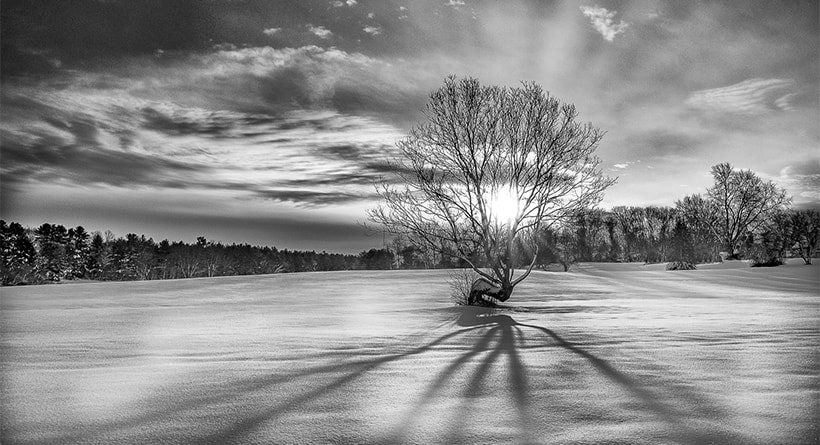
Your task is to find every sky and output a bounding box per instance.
[1,0,818,252]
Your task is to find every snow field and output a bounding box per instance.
[1,262,818,444]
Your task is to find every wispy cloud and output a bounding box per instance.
[262,27,281,36]
[580,6,629,42]
[252,189,366,206]
[0,67,405,207]
[773,93,797,111]
[307,24,333,39]
[610,160,642,171]
[363,25,383,36]
[777,159,820,205]
[685,78,795,114]
[447,0,465,8]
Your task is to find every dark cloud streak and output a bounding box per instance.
[0,127,208,189]
[625,129,705,159]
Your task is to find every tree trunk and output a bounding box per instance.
[724,239,738,260]
[468,277,513,306]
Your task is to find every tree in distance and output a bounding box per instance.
[706,163,791,259]
[790,209,820,265]
[368,76,615,305]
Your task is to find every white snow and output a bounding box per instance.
[1,261,818,444]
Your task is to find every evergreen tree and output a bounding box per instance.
[1,221,38,285]
[34,223,69,281]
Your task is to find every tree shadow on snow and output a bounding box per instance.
[386,307,749,445]
[38,307,748,445]
[33,323,488,445]
[381,309,532,444]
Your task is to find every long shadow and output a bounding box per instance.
[516,321,748,445]
[202,323,507,444]
[384,308,534,444]
[458,312,534,443]
[507,325,530,434]
[382,323,502,443]
[35,324,487,445]
[387,308,745,445]
[36,307,747,445]
[519,321,678,418]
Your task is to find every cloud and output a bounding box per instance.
[0,111,209,189]
[773,93,797,111]
[141,106,243,138]
[187,45,431,125]
[624,129,705,160]
[447,0,465,7]
[580,6,629,42]
[610,160,643,171]
[307,24,333,39]
[346,0,357,5]
[262,27,281,36]
[777,158,820,205]
[194,45,375,101]
[363,25,383,36]
[0,79,405,208]
[685,78,796,114]
[202,45,373,76]
[252,189,366,206]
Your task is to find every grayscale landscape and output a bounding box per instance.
[3,261,817,444]
[2,2,818,444]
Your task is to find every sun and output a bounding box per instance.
[486,185,521,224]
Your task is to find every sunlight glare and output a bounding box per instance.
[487,185,521,223]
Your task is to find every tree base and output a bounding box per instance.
[468,278,511,306]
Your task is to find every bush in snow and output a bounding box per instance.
[447,268,502,307]
[666,261,697,270]
[448,268,478,306]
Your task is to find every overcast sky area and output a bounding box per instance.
[1,0,818,252]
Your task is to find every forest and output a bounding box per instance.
[2,203,818,286]
[0,221,397,285]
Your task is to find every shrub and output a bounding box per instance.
[447,269,486,306]
[447,268,502,307]
[746,238,784,267]
[666,261,697,271]
[749,256,783,267]
[448,268,479,306]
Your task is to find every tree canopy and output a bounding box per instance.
[369,76,614,302]
[706,162,791,258]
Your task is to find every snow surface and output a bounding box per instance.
[1,261,818,444]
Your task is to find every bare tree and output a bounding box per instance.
[790,209,820,265]
[643,206,676,263]
[675,194,721,263]
[610,206,645,262]
[368,76,614,304]
[707,163,791,259]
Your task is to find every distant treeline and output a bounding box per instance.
[3,205,818,286]
[0,221,395,286]
[528,206,819,270]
